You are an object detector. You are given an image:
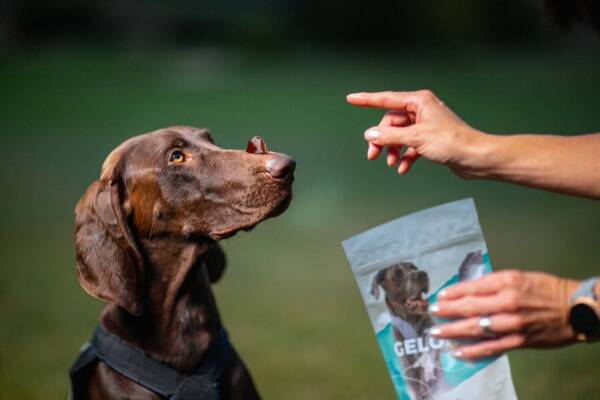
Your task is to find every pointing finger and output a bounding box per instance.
[347,91,421,110]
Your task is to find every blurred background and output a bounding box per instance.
[1,0,599,398]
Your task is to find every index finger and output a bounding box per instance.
[346,91,419,110]
[439,273,506,301]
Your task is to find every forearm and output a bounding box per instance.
[471,132,600,198]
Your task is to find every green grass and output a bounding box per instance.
[1,44,600,399]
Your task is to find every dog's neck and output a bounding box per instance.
[101,237,222,371]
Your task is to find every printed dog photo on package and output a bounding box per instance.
[343,199,517,400]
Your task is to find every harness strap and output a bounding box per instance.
[69,325,233,400]
[68,343,99,400]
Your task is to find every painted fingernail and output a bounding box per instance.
[365,129,380,140]
[430,327,442,336]
[439,289,447,298]
[367,143,378,159]
[453,351,464,358]
[428,304,440,314]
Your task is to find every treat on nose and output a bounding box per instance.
[266,154,296,179]
[246,136,296,179]
[246,136,268,154]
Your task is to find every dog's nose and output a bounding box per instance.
[267,154,296,179]
[246,136,268,154]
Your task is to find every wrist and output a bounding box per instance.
[564,279,581,305]
[562,279,581,342]
[455,128,500,179]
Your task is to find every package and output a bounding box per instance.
[342,198,517,400]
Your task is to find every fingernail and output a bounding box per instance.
[397,163,408,175]
[367,145,377,160]
[365,129,380,140]
[453,350,464,358]
[439,289,447,298]
[430,327,442,336]
[347,92,363,99]
[428,304,440,314]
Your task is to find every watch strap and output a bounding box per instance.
[571,277,599,302]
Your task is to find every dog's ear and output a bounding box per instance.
[204,244,226,284]
[74,175,145,316]
[370,267,388,300]
[458,250,484,282]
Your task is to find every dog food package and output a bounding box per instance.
[342,198,517,400]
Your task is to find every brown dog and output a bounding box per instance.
[73,126,294,399]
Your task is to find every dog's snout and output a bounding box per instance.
[266,154,296,179]
[246,136,268,154]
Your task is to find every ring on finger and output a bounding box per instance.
[478,316,497,338]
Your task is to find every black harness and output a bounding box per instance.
[69,325,233,400]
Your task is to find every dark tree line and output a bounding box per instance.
[1,0,598,51]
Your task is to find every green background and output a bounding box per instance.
[1,44,599,399]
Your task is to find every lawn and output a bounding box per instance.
[1,44,599,399]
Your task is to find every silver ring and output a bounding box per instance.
[479,316,496,338]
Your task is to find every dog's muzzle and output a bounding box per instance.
[246,135,296,180]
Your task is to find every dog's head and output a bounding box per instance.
[74,126,294,315]
[371,262,430,318]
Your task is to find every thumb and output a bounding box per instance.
[364,124,422,148]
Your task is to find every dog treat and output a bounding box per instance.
[246,135,268,154]
[342,198,517,400]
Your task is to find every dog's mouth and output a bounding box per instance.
[403,287,429,313]
[267,190,293,217]
[210,191,293,240]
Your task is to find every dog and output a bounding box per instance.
[371,262,445,400]
[73,126,295,399]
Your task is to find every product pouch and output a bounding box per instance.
[342,198,517,400]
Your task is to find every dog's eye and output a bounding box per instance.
[169,150,186,164]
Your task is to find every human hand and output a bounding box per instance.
[346,90,492,176]
[429,270,580,359]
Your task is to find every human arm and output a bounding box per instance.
[347,90,600,199]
